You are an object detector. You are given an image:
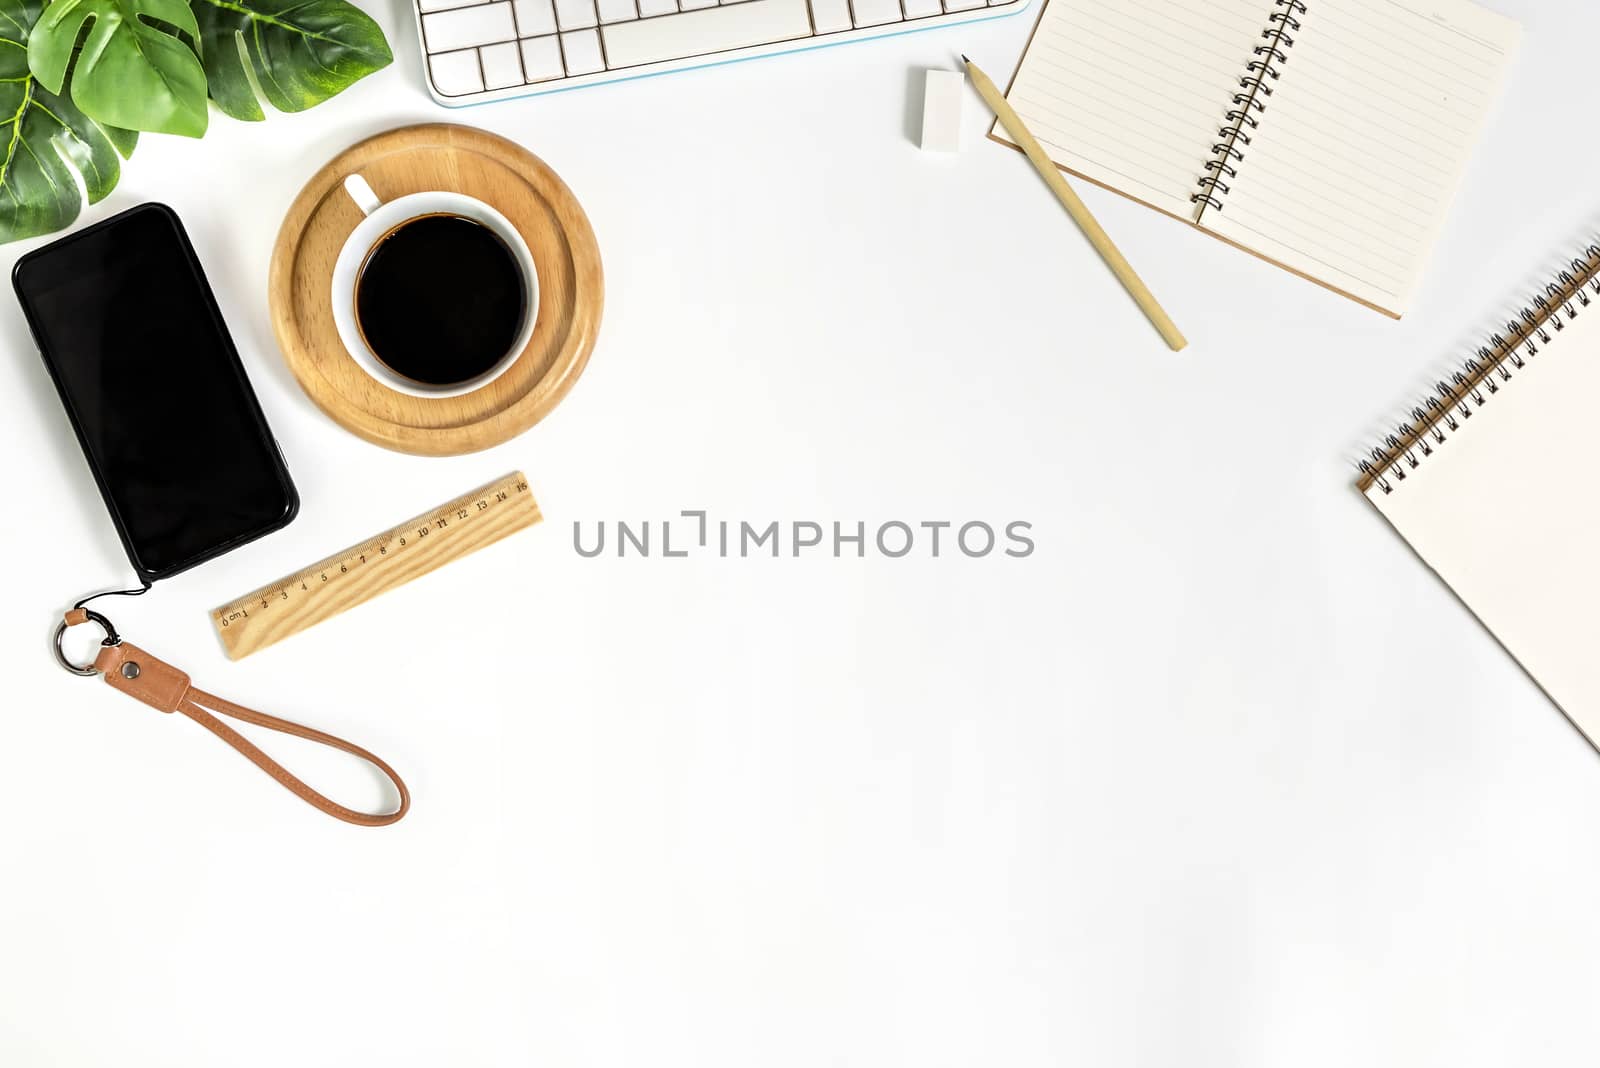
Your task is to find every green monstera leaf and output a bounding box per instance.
[0,0,138,242]
[0,0,387,244]
[27,0,209,136]
[192,0,390,121]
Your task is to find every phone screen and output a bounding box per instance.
[14,205,297,579]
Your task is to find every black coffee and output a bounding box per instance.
[355,214,526,387]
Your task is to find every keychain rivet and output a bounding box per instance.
[121,662,141,679]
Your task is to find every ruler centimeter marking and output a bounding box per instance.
[212,471,541,660]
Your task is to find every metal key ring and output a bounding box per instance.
[53,608,121,677]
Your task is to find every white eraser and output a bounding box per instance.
[920,69,964,153]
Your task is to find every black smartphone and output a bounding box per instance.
[13,203,298,582]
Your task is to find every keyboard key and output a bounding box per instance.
[419,0,479,13]
[597,0,637,19]
[850,0,899,26]
[554,0,597,29]
[903,0,938,16]
[809,0,850,31]
[942,0,982,9]
[681,0,717,11]
[601,0,809,66]
[480,40,525,87]
[423,2,516,51]
[561,27,606,72]
[520,34,565,79]
[513,0,557,34]
[638,0,676,13]
[428,49,484,94]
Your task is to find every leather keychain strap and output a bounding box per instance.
[60,608,409,827]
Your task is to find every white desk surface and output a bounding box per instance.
[3,1,1597,1063]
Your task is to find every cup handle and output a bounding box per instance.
[343,174,382,217]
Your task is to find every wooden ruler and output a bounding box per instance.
[213,472,540,660]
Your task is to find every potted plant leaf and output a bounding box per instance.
[0,0,391,243]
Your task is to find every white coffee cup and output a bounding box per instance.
[332,174,539,399]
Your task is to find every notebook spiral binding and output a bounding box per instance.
[1358,244,1600,495]
[1193,0,1306,213]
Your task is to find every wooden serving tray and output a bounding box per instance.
[269,124,603,455]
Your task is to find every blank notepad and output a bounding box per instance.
[994,0,1520,316]
[1361,251,1600,746]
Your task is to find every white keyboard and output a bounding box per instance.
[415,0,1030,106]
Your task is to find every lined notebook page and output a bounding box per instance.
[994,0,1269,220]
[1203,0,1519,316]
[1367,306,1600,746]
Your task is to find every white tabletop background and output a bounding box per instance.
[2,0,1596,1063]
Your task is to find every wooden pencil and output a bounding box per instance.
[963,55,1188,352]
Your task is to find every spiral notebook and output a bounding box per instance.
[1360,244,1600,748]
[993,0,1521,317]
